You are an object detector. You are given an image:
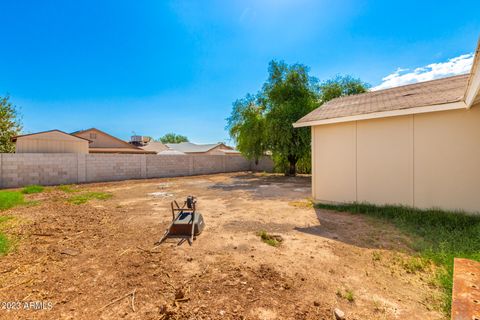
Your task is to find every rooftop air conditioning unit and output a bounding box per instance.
[130,135,151,146]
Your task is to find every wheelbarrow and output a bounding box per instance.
[155,196,205,246]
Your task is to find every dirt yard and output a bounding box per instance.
[0,173,444,320]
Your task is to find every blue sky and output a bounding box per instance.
[1,1,479,143]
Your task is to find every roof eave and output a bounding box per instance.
[88,148,157,154]
[293,101,467,128]
[465,38,480,108]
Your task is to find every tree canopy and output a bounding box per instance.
[228,62,369,176]
[158,133,189,144]
[262,61,319,175]
[0,96,22,153]
[319,75,370,103]
[227,94,267,165]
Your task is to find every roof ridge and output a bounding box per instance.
[12,129,92,142]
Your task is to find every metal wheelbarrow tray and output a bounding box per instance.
[155,196,205,246]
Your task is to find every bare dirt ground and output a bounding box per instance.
[0,173,444,320]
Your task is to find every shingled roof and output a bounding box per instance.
[295,74,469,126]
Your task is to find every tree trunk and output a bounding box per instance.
[286,156,297,176]
[252,158,259,172]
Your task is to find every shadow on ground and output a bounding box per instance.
[295,208,414,251]
[209,173,412,252]
[208,173,311,200]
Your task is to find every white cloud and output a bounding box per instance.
[372,53,474,91]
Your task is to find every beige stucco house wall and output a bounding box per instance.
[296,38,480,214]
[13,130,89,154]
[414,106,480,212]
[311,105,480,213]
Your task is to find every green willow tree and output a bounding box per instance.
[319,75,370,102]
[158,133,189,144]
[227,94,267,165]
[262,61,319,176]
[228,62,369,176]
[0,96,22,153]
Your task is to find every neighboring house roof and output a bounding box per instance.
[72,128,156,154]
[12,130,91,142]
[166,142,231,153]
[295,38,480,127]
[158,149,186,155]
[138,141,169,154]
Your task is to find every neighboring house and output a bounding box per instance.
[129,135,169,154]
[72,128,155,154]
[165,142,239,155]
[294,39,480,213]
[12,130,90,154]
[138,141,170,154]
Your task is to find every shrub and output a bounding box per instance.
[257,230,283,247]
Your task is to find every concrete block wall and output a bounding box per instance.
[225,155,252,172]
[192,155,225,175]
[86,154,144,182]
[251,157,275,172]
[0,153,78,188]
[0,153,273,188]
[146,155,192,178]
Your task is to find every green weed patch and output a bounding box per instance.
[21,185,44,194]
[316,202,480,313]
[68,192,112,205]
[0,191,24,210]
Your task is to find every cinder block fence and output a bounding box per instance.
[0,153,273,188]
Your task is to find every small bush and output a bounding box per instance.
[337,289,355,302]
[257,230,283,247]
[344,290,355,302]
[21,185,44,194]
[0,191,24,210]
[68,192,112,205]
